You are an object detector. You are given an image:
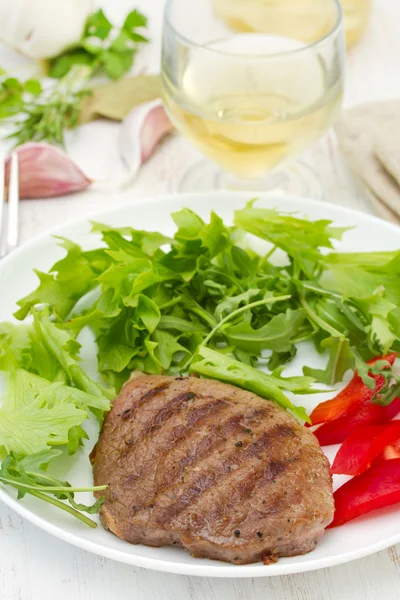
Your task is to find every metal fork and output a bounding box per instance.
[0,153,19,257]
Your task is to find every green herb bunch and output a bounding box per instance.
[0,8,149,146]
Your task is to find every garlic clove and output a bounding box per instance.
[120,100,174,181]
[5,142,91,199]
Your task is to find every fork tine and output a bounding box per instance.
[0,158,4,256]
[6,152,19,253]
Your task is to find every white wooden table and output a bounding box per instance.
[1,1,400,598]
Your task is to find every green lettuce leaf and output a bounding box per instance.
[14,238,107,320]
[0,370,87,457]
[31,307,111,405]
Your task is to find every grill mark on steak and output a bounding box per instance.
[153,421,299,531]
[142,392,197,436]
[155,411,247,489]
[174,444,291,536]
[153,431,272,526]
[140,382,171,403]
[118,382,172,421]
[152,396,269,481]
[114,398,233,512]
[233,443,330,528]
[126,397,230,461]
[275,424,297,438]
[118,380,194,442]
[264,460,288,482]
[153,400,277,494]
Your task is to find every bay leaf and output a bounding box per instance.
[80,74,162,123]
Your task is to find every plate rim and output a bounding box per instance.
[3,487,400,578]
[1,191,400,272]
[1,191,400,578]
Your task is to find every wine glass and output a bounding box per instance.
[341,0,372,47]
[161,0,345,196]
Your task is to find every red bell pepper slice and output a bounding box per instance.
[382,446,400,460]
[331,421,400,476]
[309,353,397,427]
[314,397,400,446]
[328,458,400,528]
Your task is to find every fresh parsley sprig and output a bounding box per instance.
[48,9,149,81]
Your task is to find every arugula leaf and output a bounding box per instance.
[214,289,260,320]
[352,288,399,353]
[303,336,354,386]
[158,315,207,333]
[224,308,306,354]
[171,208,230,259]
[172,208,204,240]
[199,212,230,258]
[231,245,259,278]
[91,222,172,256]
[352,349,377,390]
[0,453,106,528]
[268,347,297,370]
[152,330,190,370]
[67,426,89,455]
[235,202,347,278]
[190,347,310,422]
[131,294,161,333]
[323,250,400,304]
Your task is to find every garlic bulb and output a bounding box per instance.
[0,0,93,60]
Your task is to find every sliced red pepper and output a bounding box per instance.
[309,353,397,427]
[314,397,400,446]
[331,421,400,475]
[328,458,400,528]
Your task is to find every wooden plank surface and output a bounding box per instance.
[1,0,400,598]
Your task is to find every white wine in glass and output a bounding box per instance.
[162,0,345,194]
[341,0,372,47]
[213,0,371,48]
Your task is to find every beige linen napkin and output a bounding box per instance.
[335,101,400,224]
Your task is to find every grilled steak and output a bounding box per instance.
[91,375,334,565]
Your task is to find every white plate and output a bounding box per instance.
[1,191,400,578]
